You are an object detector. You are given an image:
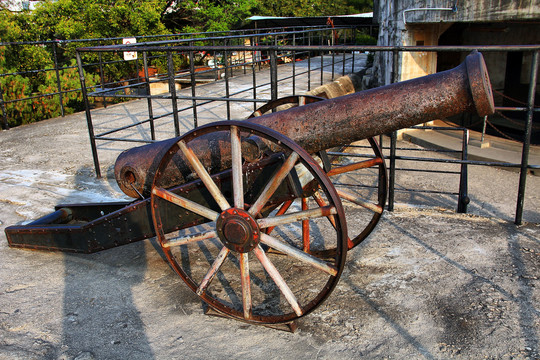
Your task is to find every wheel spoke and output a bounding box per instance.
[253,246,303,317]
[178,140,231,211]
[152,187,219,221]
[248,151,300,217]
[257,205,336,229]
[240,252,252,319]
[302,198,309,253]
[264,200,293,235]
[260,233,338,276]
[312,191,354,249]
[230,126,244,209]
[162,230,217,248]
[336,188,383,214]
[327,157,384,177]
[197,246,230,296]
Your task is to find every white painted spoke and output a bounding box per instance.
[253,246,303,317]
[162,230,217,248]
[152,187,219,221]
[248,151,299,217]
[336,189,383,214]
[196,246,230,296]
[178,140,231,211]
[257,206,336,229]
[260,233,338,276]
[230,126,244,209]
[239,252,252,319]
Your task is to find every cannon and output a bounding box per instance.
[5,51,494,329]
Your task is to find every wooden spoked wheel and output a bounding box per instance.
[249,96,388,250]
[150,121,347,324]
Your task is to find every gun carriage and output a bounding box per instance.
[5,51,494,328]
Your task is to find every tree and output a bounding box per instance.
[252,0,372,18]
[30,0,170,41]
[162,0,259,33]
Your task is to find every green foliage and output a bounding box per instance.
[163,0,259,33]
[0,73,33,126]
[0,48,99,127]
[31,0,170,40]
[0,0,374,127]
[356,32,377,45]
[35,59,99,119]
[0,0,170,127]
[345,0,373,13]
[253,0,372,17]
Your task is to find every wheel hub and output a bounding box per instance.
[216,208,260,253]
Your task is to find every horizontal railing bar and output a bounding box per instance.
[94,136,157,143]
[394,188,459,195]
[394,168,461,174]
[77,44,540,53]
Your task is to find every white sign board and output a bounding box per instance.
[123,38,137,61]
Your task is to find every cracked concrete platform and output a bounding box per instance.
[0,58,539,359]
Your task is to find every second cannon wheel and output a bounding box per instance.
[249,95,388,250]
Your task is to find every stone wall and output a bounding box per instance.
[372,0,540,86]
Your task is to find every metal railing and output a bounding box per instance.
[0,25,361,130]
[75,27,361,171]
[73,40,539,225]
[382,46,539,225]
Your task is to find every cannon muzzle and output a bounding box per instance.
[115,51,494,198]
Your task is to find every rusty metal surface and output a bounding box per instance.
[115,51,494,199]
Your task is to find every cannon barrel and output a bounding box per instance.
[115,51,494,198]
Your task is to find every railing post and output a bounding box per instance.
[167,51,180,137]
[342,44,346,76]
[224,39,231,120]
[243,37,247,75]
[98,41,107,108]
[257,31,262,71]
[189,42,198,128]
[457,129,469,213]
[307,31,312,91]
[76,51,101,178]
[388,130,397,211]
[388,49,400,211]
[251,36,257,112]
[515,49,539,225]
[212,39,218,81]
[52,41,65,117]
[292,33,296,96]
[331,37,335,81]
[352,28,356,73]
[320,30,324,85]
[142,51,155,140]
[270,48,278,101]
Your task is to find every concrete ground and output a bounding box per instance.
[0,56,539,359]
